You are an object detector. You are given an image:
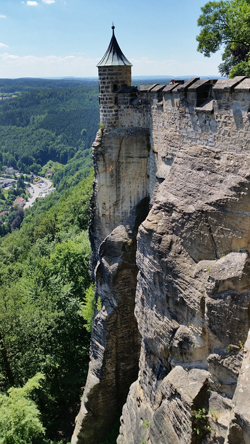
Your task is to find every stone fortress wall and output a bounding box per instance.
[98,65,132,129]
[116,75,250,201]
[118,75,250,156]
[72,44,250,443]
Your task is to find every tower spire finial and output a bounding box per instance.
[97,24,132,67]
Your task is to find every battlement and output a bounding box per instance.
[101,74,250,192]
[101,75,250,132]
[97,27,250,189]
[117,75,250,111]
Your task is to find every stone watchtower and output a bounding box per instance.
[97,25,132,130]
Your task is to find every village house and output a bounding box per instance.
[14,197,26,208]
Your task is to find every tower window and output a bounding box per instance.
[113,84,118,92]
[114,96,118,105]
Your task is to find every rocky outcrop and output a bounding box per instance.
[72,127,150,444]
[226,331,250,444]
[117,144,250,444]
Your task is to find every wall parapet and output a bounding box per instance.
[114,76,250,168]
[116,76,250,120]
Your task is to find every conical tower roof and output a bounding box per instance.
[97,25,132,67]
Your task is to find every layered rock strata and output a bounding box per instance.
[118,145,250,444]
[72,127,150,444]
[73,76,250,444]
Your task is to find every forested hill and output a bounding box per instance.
[0,78,120,444]
[0,78,99,171]
[0,77,98,94]
[0,173,94,443]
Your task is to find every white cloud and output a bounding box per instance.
[0,53,98,78]
[27,1,38,5]
[42,0,55,3]
[0,15,7,19]
[0,43,8,48]
[0,51,222,78]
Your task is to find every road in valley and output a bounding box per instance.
[24,177,54,209]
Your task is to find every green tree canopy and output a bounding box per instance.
[196,0,250,76]
[0,173,94,441]
[0,373,45,444]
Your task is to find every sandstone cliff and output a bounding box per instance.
[72,126,150,443]
[72,77,250,444]
[118,144,250,444]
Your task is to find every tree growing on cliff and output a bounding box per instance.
[196,0,250,77]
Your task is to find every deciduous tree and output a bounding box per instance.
[0,373,45,444]
[196,0,250,76]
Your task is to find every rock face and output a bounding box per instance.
[72,127,150,444]
[72,76,250,444]
[118,144,250,444]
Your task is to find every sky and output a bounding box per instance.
[0,0,223,79]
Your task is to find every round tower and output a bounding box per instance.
[97,25,132,130]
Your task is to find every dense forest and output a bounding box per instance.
[0,174,93,441]
[0,79,99,172]
[0,77,98,97]
[0,78,101,444]
[0,78,98,238]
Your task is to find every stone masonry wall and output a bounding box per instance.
[118,76,250,186]
[99,65,131,129]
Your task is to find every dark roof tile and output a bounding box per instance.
[97,26,132,67]
[150,85,166,92]
[139,84,158,92]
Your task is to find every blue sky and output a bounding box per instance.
[0,0,223,78]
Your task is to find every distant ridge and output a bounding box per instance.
[0,75,221,82]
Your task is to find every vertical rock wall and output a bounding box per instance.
[72,127,151,444]
[73,78,250,444]
[118,145,250,444]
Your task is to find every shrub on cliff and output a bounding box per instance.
[79,284,96,332]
